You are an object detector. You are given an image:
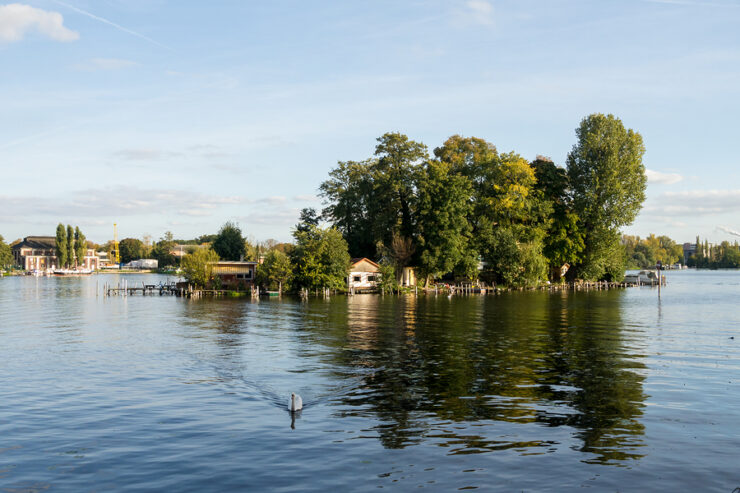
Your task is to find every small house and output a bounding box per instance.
[348,258,380,292]
[211,261,257,288]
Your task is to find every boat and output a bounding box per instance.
[624,270,659,286]
[53,268,94,276]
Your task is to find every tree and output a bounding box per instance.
[415,159,476,282]
[151,232,177,267]
[55,223,67,269]
[319,160,377,258]
[74,227,87,267]
[66,225,75,268]
[256,250,293,293]
[377,261,398,293]
[567,114,647,280]
[181,247,219,287]
[0,235,12,269]
[295,208,320,234]
[212,222,245,261]
[119,238,144,264]
[531,157,584,280]
[291,225,350,291]
[373,132,428,245]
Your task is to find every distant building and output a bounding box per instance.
[348,258,380,291]
[12,236,99,271]
[682,242,696,264]
[211,261,257,288]
[124,259,158,270]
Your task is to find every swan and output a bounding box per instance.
[289,392,303,412]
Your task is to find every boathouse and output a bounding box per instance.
[12,236,99,271]
[348,258,381,292]
[211,261,257,288]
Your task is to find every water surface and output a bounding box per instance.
[1,271,739,491]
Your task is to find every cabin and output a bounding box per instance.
[348,258,381,292]
[12,236,99,271]
[211,261,257,288]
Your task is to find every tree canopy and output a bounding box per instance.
[212,222,246,261]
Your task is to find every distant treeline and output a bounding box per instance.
[687,236,740,269]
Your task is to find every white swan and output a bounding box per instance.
[289,392,303,412]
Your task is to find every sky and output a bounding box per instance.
[2,0,740,245]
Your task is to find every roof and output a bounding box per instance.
[12,236,56,251]
[350,257,380,268]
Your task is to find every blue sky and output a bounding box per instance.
[2,0,740,245]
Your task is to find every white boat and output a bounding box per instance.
[53,268,94,276]
[624,270,659,285]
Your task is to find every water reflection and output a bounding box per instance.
[317,292,647,463]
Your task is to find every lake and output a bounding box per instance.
[1,270,739,491]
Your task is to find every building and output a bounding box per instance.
[124,259,158,270]
[211,261,257,288]
[11,236,99,271]
[348,258,381,291]
[682,242,696,264]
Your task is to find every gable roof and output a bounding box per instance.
[12,236,56,251]
[350,257,380,268]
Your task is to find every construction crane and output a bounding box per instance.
[111,223,120,265]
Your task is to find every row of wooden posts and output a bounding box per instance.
[103,277,666,299]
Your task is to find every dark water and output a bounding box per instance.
[1,271,739,492]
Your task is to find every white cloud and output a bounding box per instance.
[464,0,494,26]
[646,169,683,185]
[643,189,740,217]
[0,3,78,42]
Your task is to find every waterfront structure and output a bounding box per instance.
[124,259,158,270]
[399,266,417,287]
[12,236,99,271]
[211,261,257,288]
[348,258,380,291]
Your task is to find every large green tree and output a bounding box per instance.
[182,247,220,287]
[319,159,377,258]
[567,113,647,280]
[55,223,67,269]
[119,238,144,264]
[291,225,350,291]
[152,231,177,267]
[256,249,293,293]
[531,157,584,281]
[212,222,246,261]
[74,227,87,266]
[66,225,75,268]
[415,159,476,282]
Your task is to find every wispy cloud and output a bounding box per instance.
[0,3,78,42]
[48,0,172,51]
[646,169,683,185]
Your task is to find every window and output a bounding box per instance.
[367,275,377,283]
[353,276,361,282]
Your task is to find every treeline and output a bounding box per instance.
[319,113,647,285]
[687,236,740,268]
[623,235,684,269]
